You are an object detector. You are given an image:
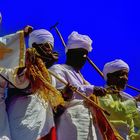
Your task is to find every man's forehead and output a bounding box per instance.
[68,48,88,54]
[111,69,128,75]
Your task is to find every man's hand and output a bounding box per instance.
[60,84,76,101]
[93,86,106,97]
[23,25,33,37]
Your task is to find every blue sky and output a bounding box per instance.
[0,0,140,96]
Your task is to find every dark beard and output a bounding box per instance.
[116,80,127,90]
[39,52,59,68]
[44,52,58,68]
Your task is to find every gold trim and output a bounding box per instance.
[18,30,26,67]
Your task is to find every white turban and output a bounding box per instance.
[66,31,92,53]
[28,29,54,48]
[103,59,130,80]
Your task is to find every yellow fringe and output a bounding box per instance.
[25,48,64,110]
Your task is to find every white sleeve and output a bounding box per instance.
[76,84,94,96]
[49,65,69,90]
[50,65,94,98]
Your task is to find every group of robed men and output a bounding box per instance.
[0,25,140,140]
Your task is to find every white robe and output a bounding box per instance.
[0,85,11,140]
[50,64,99,140]
[0,67,55,140]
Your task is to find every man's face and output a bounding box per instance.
[107,69,128,90]
[33,42,53,56]
[66,48,88,70]
[32,42,58,68]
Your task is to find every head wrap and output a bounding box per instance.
[103,59,130,80]
[66,31,92,53]
[28,29,54,48]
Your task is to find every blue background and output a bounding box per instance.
[0,0,140,96]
